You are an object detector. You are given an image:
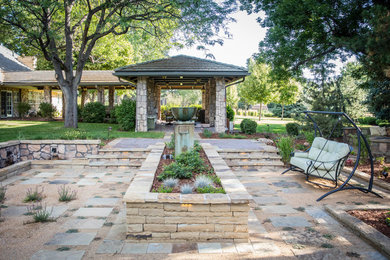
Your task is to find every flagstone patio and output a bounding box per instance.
[0,137,389,259]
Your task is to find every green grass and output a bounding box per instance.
[0,120,164,142]
[234,123,287,134]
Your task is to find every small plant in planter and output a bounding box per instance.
[26,203,54,223]
[194,175,213,189]
[163,178,179,189]
[24,186,44,202]
[58,185,77,202]
[180,184,193,194]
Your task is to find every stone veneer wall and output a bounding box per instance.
[371,138,390,162]
[124,142,251,242]
[215,77,226,133]
[136,77,148,132]
[0,140,100,168]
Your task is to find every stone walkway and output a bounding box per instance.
[0,140,389,259]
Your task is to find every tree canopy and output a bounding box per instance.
[240,0,390,80]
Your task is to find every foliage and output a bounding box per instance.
[175,149,206,172]
[240,0,390,79]
[202,129,213,138]
[194,175,213,189]
[286,123,299,136]
[226,84,239,109]
[157,186,173,193]
[16,102,31,118]
[365,80,390,121]
[27,203,53,222]
[386,216,390,227]
[268,102,306,118]
[349,134,371,165]
[24,187,44,202]
[303,131,315,145]
[197,186,225,194]
[357,117,377,126]
[240,119,257,134]
[165,134,175,150]
[0,185,5,203]
[161,90,202,107]
[180,184,193,194]
[61,129,88,140]
[81,102,106,123]
[276,136,294,163]
[226,105,235,121]
[58,185,77,202]
[39,102,56,118]
[158,162,192,181]
[162,178,179,189]
[115,99,136,131]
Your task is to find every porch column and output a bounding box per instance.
[136,77,148,132]
[108,86,115,109]
[147,78,157,116]
[215,77,226,133]
[204,81,210,124]
[97,86,105,104]
[43,86,52,104]
[156,85,161,120]
[202,88,206,109]
[208,78,216,127]
[80,88,87,108]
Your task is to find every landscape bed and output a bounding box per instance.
[123,142,251,242]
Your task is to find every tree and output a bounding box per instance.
[240,0,390,80]
[239,60,276,120]
[226,85,239,110]
[0,0,236,128]
[275,79,300,120]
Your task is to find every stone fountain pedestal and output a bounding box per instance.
[174,121,195,156]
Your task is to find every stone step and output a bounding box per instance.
[226,160,284,167]
[98,148,150,153]
[230,165,285,171]
[88,161,142,167]
[220,154,281,160]
[218,147,278,154]
[87,154,147,159]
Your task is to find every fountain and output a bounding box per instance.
[170,107,197,156]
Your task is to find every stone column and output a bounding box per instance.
[97,86,105,104]
[136,77,148,132]
[156,85,161,120]
[204,81,210,124]
[215,77,226,133]
[202,88,206,109]
[208,78,216,127]
[108,86,115,109]
[80,88,87,108]
[147,78,157,116]
[43,86,52,104]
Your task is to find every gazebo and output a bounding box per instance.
[113,55,249,132]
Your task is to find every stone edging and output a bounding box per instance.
[123,143,251,204]
[325,204,390,258]
[0,160,31,182]
[343,167,390,192]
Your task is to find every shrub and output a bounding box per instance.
[175,149,206,172]
[376,119,390,127]
[108,106,118,124]
[203,129,213,138]
[226,105,235,121]
[276,136,294,163]
[24,187,44,202]
[194,175,213,189]
[240,119,257,134]
[157,186,173,193]
[158,162,192,181]
[39,102,56,118]
[180,184,193,194]
[357,117,377,125]
[286,123,300,136]
[16,102,31,118]
[58,185,77,202]
[303,131,315,145]
[163,178,179,188]
[81,102,106,123]
[165,134,175,149]
[115,99,136,131]
[197,186,225,193]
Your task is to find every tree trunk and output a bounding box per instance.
[258,103,262,121]
[61,84,78,128]
[281,104,284,120]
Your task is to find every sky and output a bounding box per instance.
[169,10,266,68]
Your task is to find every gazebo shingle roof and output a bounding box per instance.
[114,55,249,77]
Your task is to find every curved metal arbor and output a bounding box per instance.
[291,111,382,201]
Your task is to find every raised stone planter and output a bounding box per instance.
[123,142,251,242]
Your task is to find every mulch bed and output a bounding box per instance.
[348,209,390,238]
[150,146,221,193]
[354,161,390,184]
[200,132,279,140]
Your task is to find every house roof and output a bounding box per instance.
[113,55,249,88]
[2,70,133,87]
[0,45,32,72]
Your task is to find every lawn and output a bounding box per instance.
[234,116,290,134]
[0,120,164,142]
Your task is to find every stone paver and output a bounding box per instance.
[1,206,28,217]
[20,178,45,184]
[121,243,148,254]
[85,172,106,178]
[109,138,165,149]
[76,179,96,186]
[49,179,72,185]
[235,243,254,253]
[198,243,222,254]
[221,243,237,253]
[73,208,113,217]
[96,239,124,254]
[85,197,119,206]
[270,216,312,228]
[260,205,298,214]
[199,139,265,150]
[34,172,56,178]
[46,232,96,246]
[146,243,173,254]
[253,196,285,205]
[47,205,68,218]
[30,250,85,260]
[63,218,106,229]
[252,242,281,255]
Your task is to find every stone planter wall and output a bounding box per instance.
[124,142,251,242]
[0,140,100,168]
[370,137,390,162]
[0,161,31,182]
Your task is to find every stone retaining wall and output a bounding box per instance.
[124,142,251,242]
[0,161,31,182]
[0,140,100,168]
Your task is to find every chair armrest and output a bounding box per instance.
[294,152,309,158]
